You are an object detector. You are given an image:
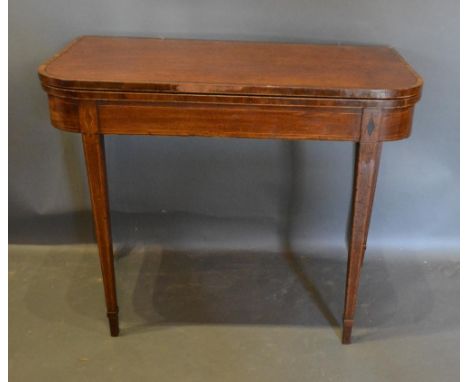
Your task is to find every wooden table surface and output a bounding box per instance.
[39,36,421,99]
[38,36,423,344]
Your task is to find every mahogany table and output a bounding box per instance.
[38,36,423,344]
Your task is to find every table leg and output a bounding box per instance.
[342,141,382,344]
[360,142,382,268]
[82,133,119,336]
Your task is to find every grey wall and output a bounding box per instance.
[9,0,459,251]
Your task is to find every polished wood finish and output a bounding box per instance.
[342,109,384,343]
[98,103,362,140]
[80,103,119,336]
[38,36,423,344]
[39,36,422,99]
[45,93,416,141]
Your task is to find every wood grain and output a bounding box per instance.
[80,102,119,336]
[38,36,423,343]
[97,103,362,140]
[39,36,422,99]
[45,94,416,141]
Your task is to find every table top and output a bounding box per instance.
[39,36,422,100]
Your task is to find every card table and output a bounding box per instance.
[39,36,423,343]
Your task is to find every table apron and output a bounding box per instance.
[98,102,362,140]
[47,96,415,141]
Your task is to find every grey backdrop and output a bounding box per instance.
[9,0,459,252]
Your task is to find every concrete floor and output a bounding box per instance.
[9,244,459,381]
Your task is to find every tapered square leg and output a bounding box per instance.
[82,133,120,337]
[342,140,382,344]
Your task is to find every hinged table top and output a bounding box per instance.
[39,36,422,100]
